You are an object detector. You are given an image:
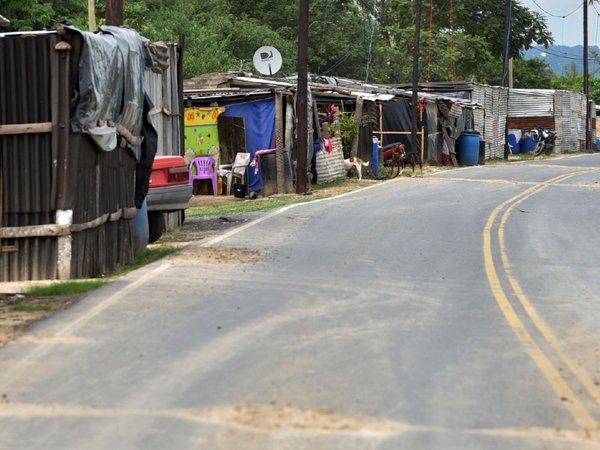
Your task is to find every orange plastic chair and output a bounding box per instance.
[189,156,218,196]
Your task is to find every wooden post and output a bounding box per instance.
[295,0,309,194]
[411,0,422,157]
[105,0,124,26]
[379,102,384,145]
[420,127,425,162]
[352,96,364,157]
[275,91,285,194]
[88,0,96,31]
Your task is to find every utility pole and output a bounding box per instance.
[105,0,124,27]
[87,0,96,31]
[502,0,512,87]
[296,0,309,194]
[411,0,422,157]
[584,0,590,150]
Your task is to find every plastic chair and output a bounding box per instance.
[218,152,250,195]
[189,156,218,196]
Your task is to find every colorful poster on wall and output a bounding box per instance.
[183,107,226,164]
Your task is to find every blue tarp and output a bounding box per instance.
[221,98,275,193]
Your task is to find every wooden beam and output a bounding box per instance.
[0,224,71,238]
[0,122,53,135]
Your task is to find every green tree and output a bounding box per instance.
[512,57,554,88]
[353,0,553,84]
[0,0,554,84]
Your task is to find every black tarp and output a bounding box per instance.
[375,99,425,151]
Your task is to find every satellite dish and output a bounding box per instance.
[253,46,283,76]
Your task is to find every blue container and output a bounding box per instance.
[372,137,379,177]
[457,131,480,166]
[132,198,149,249]
[508,133,521,153]
[596,138,600,151]
[522,137,537,153]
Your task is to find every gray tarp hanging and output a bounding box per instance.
[69,25,153,153]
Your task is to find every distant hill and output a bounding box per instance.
[523,45,599,76]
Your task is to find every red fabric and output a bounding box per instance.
[252,149,276,175]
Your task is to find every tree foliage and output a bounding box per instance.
[1,0,556,85]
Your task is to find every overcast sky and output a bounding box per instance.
[519,0,598,47]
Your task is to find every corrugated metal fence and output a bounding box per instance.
[508,89,587,152]
[1,31,136,282]
[472,84,507,160]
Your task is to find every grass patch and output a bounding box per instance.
[117,245,178,274]
[22,246,178,297]
[186,193,330,218]
[25,280,107,297]
[12,302,59,312]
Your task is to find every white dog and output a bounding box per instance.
[343,157,370,180]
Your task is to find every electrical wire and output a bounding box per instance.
[321,29,370,75]
[365,8,377,82]
[449,0,457,82]
[530,0,582,19]
[530,46,587,61]
[428,0,433,82]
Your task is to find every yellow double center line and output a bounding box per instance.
[483,172,600,429]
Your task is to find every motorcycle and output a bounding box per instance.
[531,128,557,156]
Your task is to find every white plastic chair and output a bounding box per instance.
[219,152,250,195]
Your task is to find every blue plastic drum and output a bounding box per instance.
[508,129,522,154]
[457,131,481,166]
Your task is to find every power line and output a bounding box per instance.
[321,29,370,75]
[530,0,582,19]
[529,46,594,61]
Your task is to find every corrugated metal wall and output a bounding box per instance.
[555,90,586,152]
[472,84,507,160]
[508,89,586,153]
[1,31,136,282]
[0,33,57,280]
[143,43,184,231]
[508,89,555,117]
[144,44,181,157]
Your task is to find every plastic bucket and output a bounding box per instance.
[233,183,247,198]
[457,131,481,166]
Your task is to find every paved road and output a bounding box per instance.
[1,154,600,449]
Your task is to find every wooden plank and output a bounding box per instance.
[0,224,70,238]
[0,122,53,135]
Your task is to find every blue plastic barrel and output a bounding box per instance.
[457,131,481,166]
[372,137,379,177]
[508,129,521,154]
[133,198,149,249]
[521,137,537,152]
[596,138,600,151]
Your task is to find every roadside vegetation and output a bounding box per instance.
[6,0,597,102]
